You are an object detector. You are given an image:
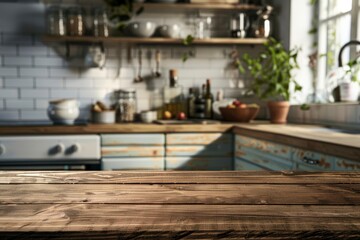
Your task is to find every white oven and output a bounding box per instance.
[0,135,101,170]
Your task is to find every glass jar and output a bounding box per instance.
[93,8,109,37]
[254,5,273,38]
[115,89,137,122]
[46,6,66,36]
[67,6,84,36]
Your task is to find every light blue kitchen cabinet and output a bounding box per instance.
[334,157,360,171]
[234,135,293,171]
[102,157,164,170]
[101,134,165,170]
[165,133,233,170]
[292,148,334,171]
[166,157,233,171]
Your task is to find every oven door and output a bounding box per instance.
[0,135,101,170]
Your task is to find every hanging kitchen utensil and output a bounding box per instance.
[330,40,360,102]
[134,49,144,83]
[155,50,161,77]
[84,43,106,69]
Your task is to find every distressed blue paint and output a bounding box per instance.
[166,157,233,171]
[101,134,165,146]
[102,157,164,170]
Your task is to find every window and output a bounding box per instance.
[317,0,359,98]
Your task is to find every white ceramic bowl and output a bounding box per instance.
[92,111,116,124]
[140,111,157,123]
[49,99,79,109]
[127,21,156,38]
[47,107,80,125]
[157,24,180,38]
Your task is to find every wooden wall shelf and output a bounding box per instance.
[42,36,267,45]
[135,3,262,11]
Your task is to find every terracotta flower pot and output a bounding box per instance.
[267,101,290,124]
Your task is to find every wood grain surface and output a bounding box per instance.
[0,171,359,239]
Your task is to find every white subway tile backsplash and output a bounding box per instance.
[21,89,49,99]
[80,68,107,79]
[4,56,32,66]
[4,77,34,88]
[35,78,63,88]
[79,89,109,99]
[0,89,18,98]
[50,68,79,78]
[35,99,49,109]
[20,67,48,77]
[19,46,48,56]
[345,105,358,123]
[0,67,18,77]
[0,100,4,109]
[0,46,17,55]
[50,89,78,99]
[2,34,33,45]
[6,99,34,109]
[20,110,48,120]
[34,57,63,67]
[0,110,19,120]
[93,79,121,88]
[65,79,93,88]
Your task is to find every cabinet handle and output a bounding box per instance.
[302,156,320,165]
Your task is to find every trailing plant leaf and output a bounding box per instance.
[181,35,195,62]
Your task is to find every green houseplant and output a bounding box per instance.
[239,38,302,123]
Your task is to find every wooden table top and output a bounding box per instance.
[0,171,359,239]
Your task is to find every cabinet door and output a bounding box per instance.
[235,135,293,171]
[235,135,292,160]
[101,134,165,146]
[166,157,233,171]
[234,158,269,171]
[102,146,164,157]
[166,133,232,145]
[102,157,164,170]
[166,144,233,157]
[334,157,360,171]
[292,148,334,171]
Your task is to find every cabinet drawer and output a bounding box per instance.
[102,157,164,170]
[235,149,292,171]
[292,149,333,171]
[102,146,164,157]
[166,144,233,157]
[235,158,269,171]
[334,157,360,171]
[235,135,292,160]
[101,134,165,146]
[166,133,232,145]
[166,157,232,171]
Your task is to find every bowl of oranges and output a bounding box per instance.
[219,100,260,122]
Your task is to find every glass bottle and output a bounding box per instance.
[67,6,85,36]
[187,88,195,119]
[163,69,185,117]
[93,8,109,37]
[115,89,137,122]
[204,79,214,119]
[194,85,206,119]
[46,6,66,36]
[254,5,273,38]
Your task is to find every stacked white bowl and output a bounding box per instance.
[47,99,80,125]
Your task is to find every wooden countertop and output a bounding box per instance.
[0,123,234,135]
[0,171,359,239]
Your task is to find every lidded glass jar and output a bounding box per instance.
[67,6,85,36]
[46,6,66,36]
[93,8,109,37]
[115,89,137,122]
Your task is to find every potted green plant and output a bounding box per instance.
[339,59,360,102]
[239,38,302,124]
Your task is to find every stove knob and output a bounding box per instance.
[0,144,5,156]
[69,144,80,154]
[54,144,65,154]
